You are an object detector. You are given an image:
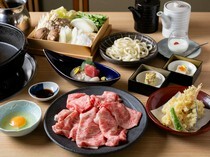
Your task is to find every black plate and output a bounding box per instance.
[99,32,158,67]
[43,49,121,86]
[44,86,148,155]
[0,53,36,102]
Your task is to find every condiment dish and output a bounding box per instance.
[0,100,42,137]
[167,60,197,76]
[28,81,59,101]
[136,70,165,88]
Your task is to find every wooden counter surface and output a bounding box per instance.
[1,12,210,157]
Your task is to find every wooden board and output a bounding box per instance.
[27,14,111,60]
[28,24,112,60]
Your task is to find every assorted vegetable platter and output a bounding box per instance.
[32,7,107,47]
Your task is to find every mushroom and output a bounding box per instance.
[47,29,59,41]
[33,27,50,40]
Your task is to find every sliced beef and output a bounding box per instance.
[66,93,93,113]
[52,91,142,149]
[76,107,106,149]
[52,110,80,138]
[54,109,72,122]
[95,107,127,146]
[103,101,142,129]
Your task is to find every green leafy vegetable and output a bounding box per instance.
[170,107,183,131]
[81,59,95,71]
[50,6,77,20]
[76,11,107,29]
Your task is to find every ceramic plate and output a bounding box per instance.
[158,38,201,58]
[167,60,197,76]
[99,32,158,67]
[136,70,165,88]
[44,49,120,86]
[0,53,36,102]
[146,86,210,136]
[44,86,148,155]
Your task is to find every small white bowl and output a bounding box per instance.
[167,60,197,76]
[0,100,42,137]
[136,70,165,88]
[28,81,59,101]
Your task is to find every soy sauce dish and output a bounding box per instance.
[0,100,42,137]
[43,49,121,86]
[28,81,59,101]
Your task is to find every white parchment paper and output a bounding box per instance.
[151,96,210,132]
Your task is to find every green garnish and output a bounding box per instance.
[170,107,183,131]
[81,59,95,71]
[76,11,107,29]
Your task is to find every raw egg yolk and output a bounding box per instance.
[10,116,26,128]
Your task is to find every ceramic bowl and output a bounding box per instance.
[136,70,165,88]
[28,81,59,101]
[43,49,121,86]
[167,60,197,76]
[99,32,158,67]
[0,100,42,137]
[146,86,210,136]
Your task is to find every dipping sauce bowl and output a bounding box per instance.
[28,81,59,101]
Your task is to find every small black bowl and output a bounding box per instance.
[43,49,121,86]
[99,32,158,67]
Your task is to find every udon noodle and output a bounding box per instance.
[105,37,153,61]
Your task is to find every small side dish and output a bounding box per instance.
[167,60,197,76]
[0,100,41,137]
[70,59,106,82]
[28,81,59,101]
[136,70,165,88]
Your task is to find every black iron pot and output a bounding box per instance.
[0,23,27,76]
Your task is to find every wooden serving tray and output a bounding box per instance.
[27,12,111,60]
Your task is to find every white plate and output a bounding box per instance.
[158,38,201,58]
[167,60,197,76]
[136,70,165,88]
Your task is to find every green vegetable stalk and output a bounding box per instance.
[170,107,183,131]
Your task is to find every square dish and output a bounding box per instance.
[163,55,202,86]
[128,64,170,96]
